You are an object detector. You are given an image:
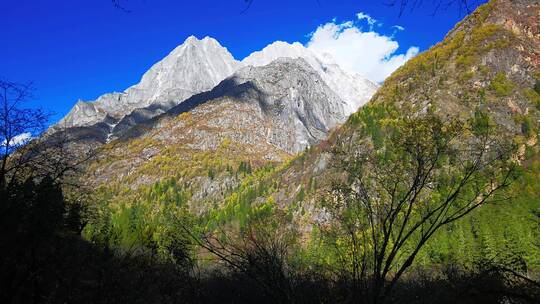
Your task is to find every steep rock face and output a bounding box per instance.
[86,57,349,200]
[57,100,109,128]
[54,37,378,144]
[207,57,346,153]
[56,36,240,132]
[125,57,346,155]
[242,41,378,114]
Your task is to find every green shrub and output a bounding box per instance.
[524,88,540,110]
[520,115,533,137]
[490,73,515,97]
[534,79,540,95]
[470,108,491,136]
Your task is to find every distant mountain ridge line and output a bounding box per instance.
[53,36,378,144]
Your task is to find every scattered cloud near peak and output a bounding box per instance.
[306,13,419,83]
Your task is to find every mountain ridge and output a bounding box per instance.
[56,36,240,131]
[53,36,378,146]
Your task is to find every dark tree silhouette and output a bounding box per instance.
[0,80,47,190]
[0,78,196,304]
[183,213,298,303]
[384,0,482,16]
[0,79,99,202]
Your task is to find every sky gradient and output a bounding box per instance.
[1,0,486,123]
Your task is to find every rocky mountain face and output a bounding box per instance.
[242,41,378,114]
[169,57,347,154]
[88,58,347,197]
[54,36,240,137]
[53,36,377,148]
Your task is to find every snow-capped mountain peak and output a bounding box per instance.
[57,36,240,129]
[241,41,378,114]
[242,41,310,66]
[55,36,378,145]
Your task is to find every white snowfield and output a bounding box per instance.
[56,36,378,132]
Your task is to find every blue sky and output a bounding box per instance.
[1,0,485,123]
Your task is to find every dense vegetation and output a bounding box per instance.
[2,0,540,303]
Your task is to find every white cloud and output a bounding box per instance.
[306,16,419,83]
[1,132,32,148]
[392,25,405,31]
[356,12,378,30]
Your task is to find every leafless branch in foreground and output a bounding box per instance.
[324,114,516,303]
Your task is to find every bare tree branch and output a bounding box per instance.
[324,113,516,303]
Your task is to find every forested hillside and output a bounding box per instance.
[2,0,539,303]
